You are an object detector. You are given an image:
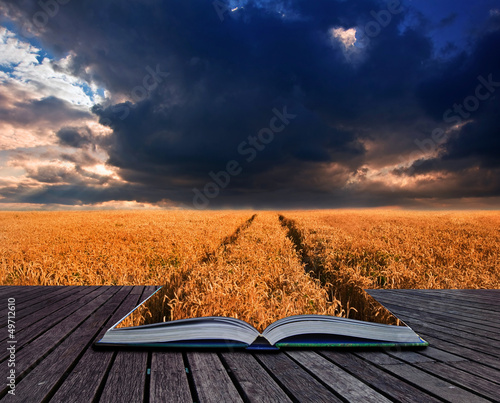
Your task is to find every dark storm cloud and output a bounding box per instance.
[438,13,458,28]
[56,126,94,148]
[406,26,500,197]
[1,0,499,208]
[0,95,90,126]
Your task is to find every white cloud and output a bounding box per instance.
[0,27,104,108]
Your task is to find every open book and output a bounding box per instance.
[95,288,428,350]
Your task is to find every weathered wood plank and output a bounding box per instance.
[221,352,292,403]
[415,361,500,401]
[49,287,139,403]
[255,352,342,402]
[15,286,82,314]
[397,289,500,310]
[99,287,151,402]
[0,286,39,299]
[0,286,97,345]
[0,286,116,383]
[99,351,148,403]
[373,301,500,342]
[371,290,500,327]
[416,346,468,363]
[150,352,192,403]
[413,316,500,350]
[2,286,125,402]
[368,292,500,337]
[357,351,491,403]
[408,324,500,360]
[287,350,391,402]
[188,352,243,403]
[6,287,75,313]
[0,285,55,301]
[372,291,500,325]
[321,350,442,403]
[408,332,500,371]
[449,360,500,385]
[0,286,110,363]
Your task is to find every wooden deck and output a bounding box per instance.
[1,287,499,402]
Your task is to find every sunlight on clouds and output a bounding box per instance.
[0,199,184,210]
[344,164,453,191]
[331,27,357,49]
[330,27,365,63]
[82,164,123,182]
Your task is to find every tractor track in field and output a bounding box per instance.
[278,214,398,324]
[201,213,257,263]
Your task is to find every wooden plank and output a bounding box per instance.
[0,286,98,344]
[2,287,125,402]
[0,286,48,304]
[369,292,500,336]
[49,287,140,403]
[255,353,342,402]
[0,286,116,382]
[287,350,391,402]
[0,286,38,299]
[372,290,500,324]
[15,286,81,314]
[99,352,148,403]
[375,301,500,342]
[416,346,468,363]
[373,304,500,352]
[411,316,500,351]
[149,284,191,403]
[8,287,75,312]
[409,332,500,371]
[99,287,150,402]
[221,352,292,403]
[321,350,442,403]
[371,290,500,327]
[450,361,500,385]
[188,352,243,403]
[398,290,500,310]
[415,361,500,401]
[357,351,491,403]
[408,324,500,360]
[388,344,500,396]
[150,353,192,403]
[0,287,108,358]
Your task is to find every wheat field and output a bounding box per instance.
[1,210,499,330]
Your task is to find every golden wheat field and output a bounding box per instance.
[1,210,499,331]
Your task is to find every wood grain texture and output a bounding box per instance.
[187,352,243,403]
[287,350,391,402]
[50,287,137,403]
[321,350,443,403]
[2,286,124,402]
[256,352,342,402]
[99,352,148,403]
[150,353,192,403]
[222,352,293,403]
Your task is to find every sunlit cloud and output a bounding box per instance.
[0,27,103,108]
[331,27,358,49]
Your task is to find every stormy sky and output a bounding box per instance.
[0,0,499,210]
